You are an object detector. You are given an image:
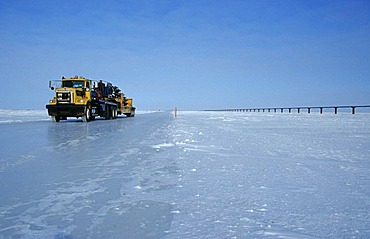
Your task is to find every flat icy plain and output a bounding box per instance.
[0,110,369,238]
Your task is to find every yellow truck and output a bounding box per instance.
[46,76,135,122]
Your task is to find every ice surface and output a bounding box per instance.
[0,111,370,238]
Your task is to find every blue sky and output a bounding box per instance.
[0,0,369,110]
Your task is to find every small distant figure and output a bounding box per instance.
[174,107,177,118]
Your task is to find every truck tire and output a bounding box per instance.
[105,105,111,120]
[113,108,117,119]
[124,112,134,117]
[51,116,60,122]
[82,107,91,122]
[125,109,135,117]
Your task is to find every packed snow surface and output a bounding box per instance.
[0,111,369,238]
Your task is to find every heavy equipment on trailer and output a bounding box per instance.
[46,76,135,122]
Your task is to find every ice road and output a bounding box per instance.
[0,110,370,238]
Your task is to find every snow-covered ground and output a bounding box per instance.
[0,111,369,238]
[0,109,50,124]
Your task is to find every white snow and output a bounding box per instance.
[0,109,50,124]
[0,110,369,238]
[152,143,175,149]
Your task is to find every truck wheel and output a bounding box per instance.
[125,110,135,117]
[51,116,60,122]
[113,108,117,119]
[105,105,111,120]
[82,107,91,122]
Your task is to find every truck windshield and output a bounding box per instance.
[62,81,84,88]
